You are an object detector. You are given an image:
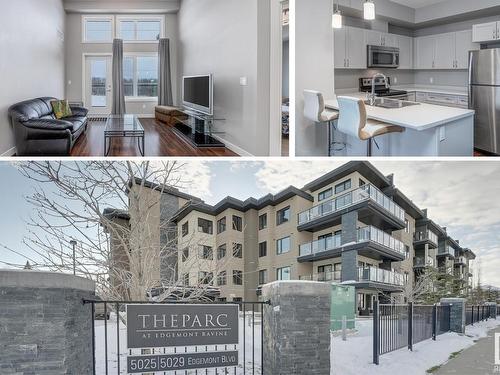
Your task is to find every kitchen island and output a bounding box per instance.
[325,93,475,156]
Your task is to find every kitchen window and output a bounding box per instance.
[277,266,291,281]
[217,217,226,234]
[335,179,351,194]
[123,55,158,98]
[233,270,243,285]
[259,241,267,257]
[232,215,243,231]
[259,213,267,230]
[276,236,291,255]
[258,269,268,285]
[117,16,164,42]
[233,243,243,258]
[318,188,333,202]
[276,206,290,225]
[197,218,213,234]
[83,16,114,43]
[217,244,227,260]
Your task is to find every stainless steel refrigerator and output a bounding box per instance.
[469,49,500,155]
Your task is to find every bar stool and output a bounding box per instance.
[303,90,340,156]
[337,96,404,156]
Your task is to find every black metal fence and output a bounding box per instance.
[83,299,268,375]
[465,305,498,325]
[373,302,451,365]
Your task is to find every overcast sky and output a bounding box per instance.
[1,160,499,287]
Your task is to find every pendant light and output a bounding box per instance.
[332,0,342,29]
[364,0,376,20]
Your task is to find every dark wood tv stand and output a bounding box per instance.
[172,109,225,148]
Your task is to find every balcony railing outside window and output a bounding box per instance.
[299,234,342,256]
[357,226,406,257]
[414,230,438,244]
[297,184,405,226]
[358,267,405,286]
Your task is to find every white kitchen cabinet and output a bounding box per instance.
[334,26,366,69]
[415,36,435,69]
[365,30,396,47]
[455,30,476,69]
[384,34,398,48]
[472,21,499,43]
[415,91,469,108]
[434,33,456,69]
[398,35,413,69]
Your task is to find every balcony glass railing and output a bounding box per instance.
[454,256,467,265]
[414,230,438,245]
[358,267,405,286]
[414,256,434,267]
[439,245,454,256]
[299,234,342,257]
[357,226,406,257]
[297,184,406,226]
[299,271,342,282]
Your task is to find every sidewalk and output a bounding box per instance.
[435,325,500,374]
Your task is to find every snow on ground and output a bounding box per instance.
[332,317,500,375]
[94,312,262,375]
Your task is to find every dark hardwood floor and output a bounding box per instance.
[70,118,238,157]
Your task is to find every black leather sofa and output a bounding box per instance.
[9,97,89,156]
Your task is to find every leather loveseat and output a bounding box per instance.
[9,97,89,156]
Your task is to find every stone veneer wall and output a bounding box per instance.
[262,281,331,375]
[0,270,95,375]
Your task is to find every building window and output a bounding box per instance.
[217,271,227,286]
[181,222,189,237]
[233,270,243,285]
[359,179,366,186]
[233,297,243,302]
[334,179,351,194]
[232,215,243,231]
[217,297,227,302]
[83,16,114,43]
[198,245,213,260]
[116,16,164,42]
[318,264,332,281]
[405,219,410,233]
[404,272,409,284]
[276,206,290,226]
[334,263,342,281]
[182,273,189,286]
[277,266,291,281]
[217,217,226,234]
[405,245,410,260]
[233,243,243,258]
[258,269,268,285]
[217,244,227,260]
[198,218,213,234]
[198,271,213,285]
[182,248,189,262]
[123,55,158,98]
[318,188,333,202]
[259,213,267,230]
[259,241,267,257]
[276,236,291,255]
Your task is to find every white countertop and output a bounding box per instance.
[326,92,474,131]
[392,85,468,96]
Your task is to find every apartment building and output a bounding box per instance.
[110,161,475,313]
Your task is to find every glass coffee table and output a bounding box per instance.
[104,114,145,156]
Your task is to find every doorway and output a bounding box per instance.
[84,55,112,115]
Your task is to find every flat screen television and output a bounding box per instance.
[182,74,213,115]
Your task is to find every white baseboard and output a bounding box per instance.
[212,135,253,157]
[1,146,16,157]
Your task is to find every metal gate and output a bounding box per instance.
[84,299,269,375]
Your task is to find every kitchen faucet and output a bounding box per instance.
[370,73,390,105]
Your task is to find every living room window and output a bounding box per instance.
[83,16,114,43]
[123,55,159,99]
[117,16,164,42]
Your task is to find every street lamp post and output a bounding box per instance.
[70,240,77,275]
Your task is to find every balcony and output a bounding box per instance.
[438,245,455,258]
[357,226,406,258]
[413,230,438,248]
[414,256,435,268]
[299,271,342,283]
[297,184,406,231]
[299,234,341,257]
[454,256,467,265]
[358,267,405,287]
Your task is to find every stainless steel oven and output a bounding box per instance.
[367,45,400,68]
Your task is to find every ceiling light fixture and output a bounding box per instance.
[332,0,343,29]
[364,0,376,20]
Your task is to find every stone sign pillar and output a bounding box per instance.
[0,270,96,374]
[440,297,466,334]
[262,281,331,375]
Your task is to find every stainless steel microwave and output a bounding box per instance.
[367,45,400,68]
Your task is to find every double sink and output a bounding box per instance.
[364,97,420,109]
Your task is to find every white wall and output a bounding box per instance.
[295,0,335,156]
[0,0,66,155]
[178,0,271,156]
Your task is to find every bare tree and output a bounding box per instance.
[6,161,226,302]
